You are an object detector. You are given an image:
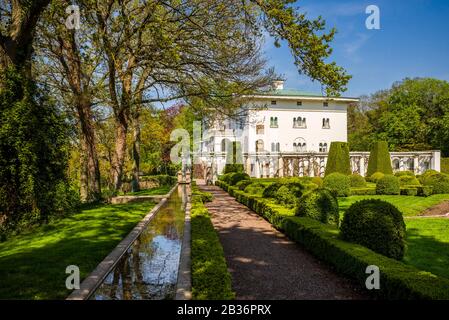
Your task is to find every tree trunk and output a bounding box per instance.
[131,111,141,192]
[112,112,128,191]
[79,136,89,202]
[77,99,101,202]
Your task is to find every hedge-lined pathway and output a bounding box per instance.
[198,182,368,300]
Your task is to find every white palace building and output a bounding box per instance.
[197,80,441,180]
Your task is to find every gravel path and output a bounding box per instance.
[198,184,369,300]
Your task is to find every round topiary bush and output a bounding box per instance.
[236,180,253,191]
[323,173,351,197]
[229,172,250,186]
[340,199,406,260]
[394,170,415,177]
[274,185,296,208]
[369,171,385,183]
[399,175,420,186]
[350,174,367,188]
[376,174,400,195]
[421,173,449,194]
[296,189,339,224]
[244,182,266,195]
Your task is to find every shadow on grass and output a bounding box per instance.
[404,226,449,280]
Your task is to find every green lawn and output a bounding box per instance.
[404,218,449,279]
[338,194,449,216]
[338,194,449,280]
[0,201,155,299]
[118,185,172,196]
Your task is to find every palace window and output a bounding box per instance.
[271,142,280,152]
[293,117,306,128]
[270,117,278,128]
[271,100,277,105]
[256,139,264,152]
[293,138,306,152]
[322,118,330,129]
[256,124,264,134]
[297,101,302,106]
[323,102,329,107]
[319,142,328,152]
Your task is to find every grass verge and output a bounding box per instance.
[0,201,155,299]
[191,185,234,300]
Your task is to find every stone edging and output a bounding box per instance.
[175,188,192,300]
[66,184,178,300]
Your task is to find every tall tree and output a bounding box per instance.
[0,0,50,75]
[35,0,103,201]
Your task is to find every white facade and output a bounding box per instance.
[197,81,441,179]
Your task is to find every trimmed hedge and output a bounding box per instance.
[311,176,323,187]
[376,175,400,195]
[400,187,418,196]
[191,187,234,300]
[323,172,351,197]
[366,141,393,176]
[215,181,449,299]
[416,185,433,197]
[420,172,449,194]
[341,199,406,260]
[296,189,339,225]
[274,185,296,208]
[244,182,266,195]
[369,171,385,183]
[324,142,351,176]
[350,174,367,188]
[235,180,253,191]
[394,171,415,177]
[350,187,376,196]
[229,172,250,186]
[399,175,420,186]
[135,174,177,186]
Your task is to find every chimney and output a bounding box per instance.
[272,80,284,90]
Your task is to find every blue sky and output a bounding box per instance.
[264,0,449,97]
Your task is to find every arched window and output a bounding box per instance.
[256,139,264,152]
[293,138,306,152]
[319,142,328,152]
[322,118,330,129]
[221,139,227,152]
[393,159,400,170]
[276,142,280,152]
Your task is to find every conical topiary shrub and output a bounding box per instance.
[223,141,244,173]
[324,142,351,176]
[366,141,393,176]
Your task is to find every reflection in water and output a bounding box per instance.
[92,185,188,300]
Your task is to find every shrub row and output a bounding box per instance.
[191,187,234,300]
[216,181,449,299]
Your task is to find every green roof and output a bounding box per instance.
[257,88,324,97]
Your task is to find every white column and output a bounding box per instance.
[278,156,284,177]
[432,151,441,172]
[414,156,419,174]
[255,159,260,178]
[360,157,365,176]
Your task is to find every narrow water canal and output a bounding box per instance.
[91,184,188,300]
